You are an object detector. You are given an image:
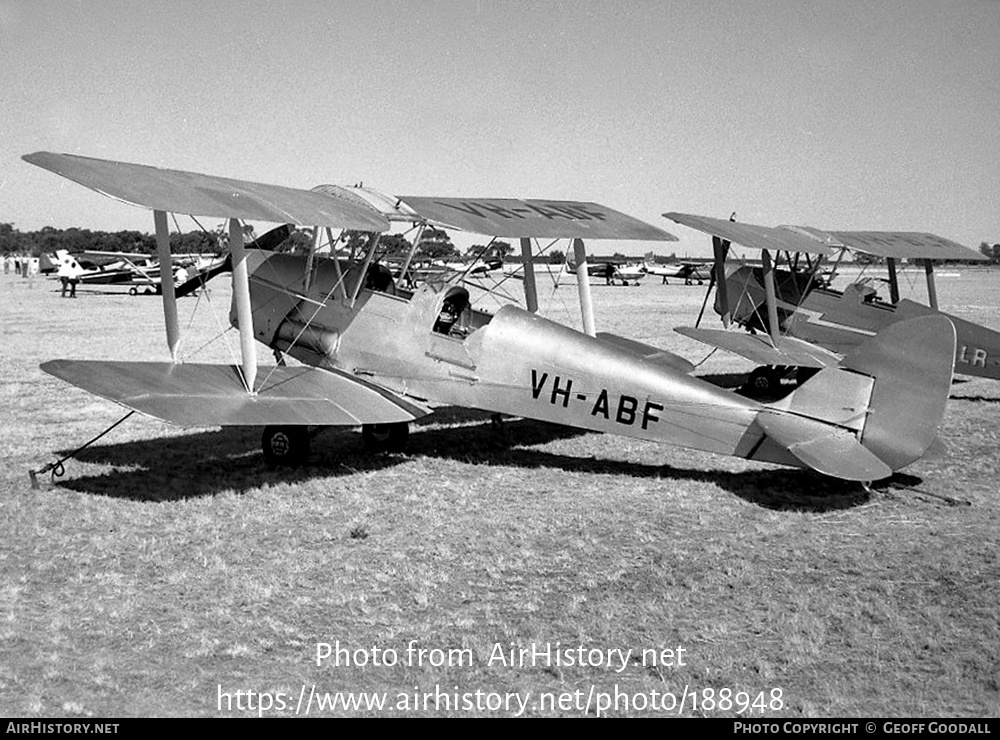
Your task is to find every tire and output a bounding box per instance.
[362,422,409,453]
[261,425,310,467]
[746,366,779,397]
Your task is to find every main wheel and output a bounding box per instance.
[746,366,780,397]
[262,425,311,467]
[361,422,409,453]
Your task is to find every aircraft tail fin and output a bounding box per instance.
[838,314,955,471]
[756,315,955,479]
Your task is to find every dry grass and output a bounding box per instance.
[1,266,999,717]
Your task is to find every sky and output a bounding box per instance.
[1,0,998,257]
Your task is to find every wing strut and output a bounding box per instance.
[923,260,938,309]
[761,248,781,346]
[520,237,539,313]
[304,227,321,293]
[153,210,180,361]
[351,233,381,307]
[325,228,349,301]
[396,223,425,293]
[572,238,596,336]
[886,257,901,304]
[229,217,258,393]
[712,235,731,328]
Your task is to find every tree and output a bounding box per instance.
[854,251,883,266]
[466,240,512,260]
[337,230,412,259]
[0,223,17,255]
[378,233,413,260]
[416,226,458,261]
[979,241,1000,264]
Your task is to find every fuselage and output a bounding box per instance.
[723,264,1000,379]
[238,251,804,467]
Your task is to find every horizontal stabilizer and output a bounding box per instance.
[41,360,429,427]
[754,410,892,481]
[663,212,833,255]
[675,327,841,368]
[22,152,389,231]
[596,333,695,373]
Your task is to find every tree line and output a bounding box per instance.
[979,242,1000,263]
[0,223,532,262]
[0,223,219,257]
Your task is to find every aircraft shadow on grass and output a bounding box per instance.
[57,407,877,512]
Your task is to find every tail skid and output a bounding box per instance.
[754,316,955,480]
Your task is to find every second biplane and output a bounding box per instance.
[664,212,999,394]
[25,152,958,483]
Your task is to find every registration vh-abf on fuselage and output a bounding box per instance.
[25,152,958,484]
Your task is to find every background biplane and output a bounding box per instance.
[25,152,958,482]
[664,212,999,394]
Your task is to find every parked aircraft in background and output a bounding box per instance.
[642,253,712,285]
[24,151,957,483]
[51,249,137,286]
[565,257,646,285]
[663,212,996,394]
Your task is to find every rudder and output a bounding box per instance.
[840,315,955,470]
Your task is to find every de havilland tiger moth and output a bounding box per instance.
[664,211,997,396]
[24,151,957,483]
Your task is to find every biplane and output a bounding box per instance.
[664,212,998,394]
[25,151,957,483]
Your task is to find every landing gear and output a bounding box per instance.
[262,425,311,467]
[361,422,409,453]
[743,365,810,398]
[745,366,782,397]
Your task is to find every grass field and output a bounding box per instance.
[2,265,999,717]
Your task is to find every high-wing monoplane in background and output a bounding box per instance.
[51,249,138,287]
[52,248,228,297]
[565,256,646,285]
[664,212,997,394]
[641,254,712,285]
[25,151,959,483]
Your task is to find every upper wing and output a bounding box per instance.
[396,197,677,240]
[41,360,429,427]
[23,152,389,231]
[664,212,833,255]
[779,227,986,262]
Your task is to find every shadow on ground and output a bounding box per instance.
[51,405,879,512]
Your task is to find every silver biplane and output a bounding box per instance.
[664,212,998,394]
[25,152,957,483]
